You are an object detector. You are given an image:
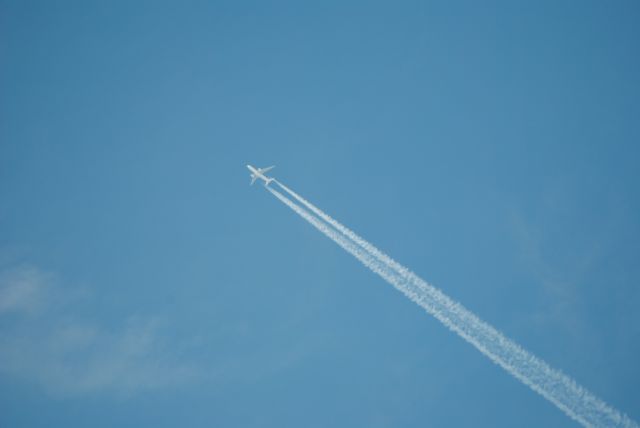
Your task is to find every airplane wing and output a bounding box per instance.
[250,175,258,185]
[260,166,275,173]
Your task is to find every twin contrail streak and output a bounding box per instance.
[266,181,637,428]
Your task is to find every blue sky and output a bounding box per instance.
[1,1,639,426]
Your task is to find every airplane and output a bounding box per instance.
[247,164,275,186]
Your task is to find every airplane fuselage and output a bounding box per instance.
[247,164,274,185]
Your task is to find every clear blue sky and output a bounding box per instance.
[1,1,639,427]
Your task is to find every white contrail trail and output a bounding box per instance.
[266,183,637,428]
[274,180,417,280]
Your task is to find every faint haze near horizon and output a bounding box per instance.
[1,1,639,427]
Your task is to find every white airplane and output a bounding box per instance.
[247,164,275,186]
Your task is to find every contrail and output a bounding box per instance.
[266,183,637,428]
[274,179,415,280]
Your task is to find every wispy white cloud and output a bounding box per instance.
[0,264,199,397]
[508,211,599,338]
[0,264,50,314]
